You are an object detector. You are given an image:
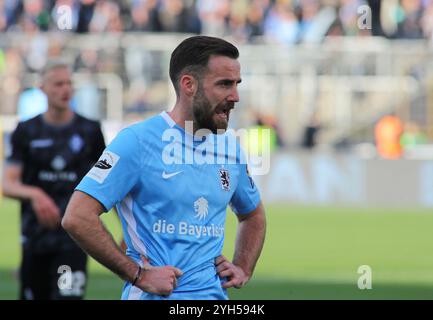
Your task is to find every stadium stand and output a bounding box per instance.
[1,0,433,149]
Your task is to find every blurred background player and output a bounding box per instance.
[2,61,106,300]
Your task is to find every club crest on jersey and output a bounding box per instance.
[219,168,230,191]
[69,134,84,153]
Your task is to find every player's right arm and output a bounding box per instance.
[62,128,182,296]
[2,123,60,229]
[63,190,182,296]
[3,164,61,229]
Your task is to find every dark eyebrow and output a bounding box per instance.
[216,79,242,85]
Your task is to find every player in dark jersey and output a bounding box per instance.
[3,61,106,300]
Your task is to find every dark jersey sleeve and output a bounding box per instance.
[7,122,27,165]
[91,122,106,162]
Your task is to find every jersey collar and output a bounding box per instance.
[160,111,176,128]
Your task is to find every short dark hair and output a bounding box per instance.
[169,36,239,95]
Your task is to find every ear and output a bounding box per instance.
[179,74,197,97]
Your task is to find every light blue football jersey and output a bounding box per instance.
[75,112,260,300]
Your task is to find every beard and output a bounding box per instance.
[192,86,233,134]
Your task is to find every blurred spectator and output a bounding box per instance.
[129,0,161,32]
[225,0,250,42]
[263,0,299,44]
[245,0,268,40]
[21,0,50,31]
[77,0,97,33]
[74,49,99,73]
[125,83,154,114]
[301,111,321,149]
[89,0,123,33]
[374,113,404,160]
[297,0,337,43]
[196,0,230,36]
[0,0,7,31]
[243,113,281,173]
[1,0,22,30]
[24,33,49,72]
[339,0,367,36]
[394,0,424,39]
[158,0,191,33]
[258,113,285,147]
[421,1,433,42]
[367,0,385,36]
[228,10,249,42]
[400,121,427,149]
[247,112,284,152]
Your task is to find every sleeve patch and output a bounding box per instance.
[87,151,120,183]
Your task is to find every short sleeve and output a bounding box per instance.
[75,128,141,212]
[230,163,261,215]
[7,123,27,166]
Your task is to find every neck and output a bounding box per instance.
[168,100,195,134]
[44,106,74,126]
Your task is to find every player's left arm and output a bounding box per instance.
[216,201,266,289]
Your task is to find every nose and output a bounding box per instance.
[228,86,240,103]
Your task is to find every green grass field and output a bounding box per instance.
[2,198,433,300]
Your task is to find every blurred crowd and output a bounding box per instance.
[1,0,433,43]
[1,0,433,149]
